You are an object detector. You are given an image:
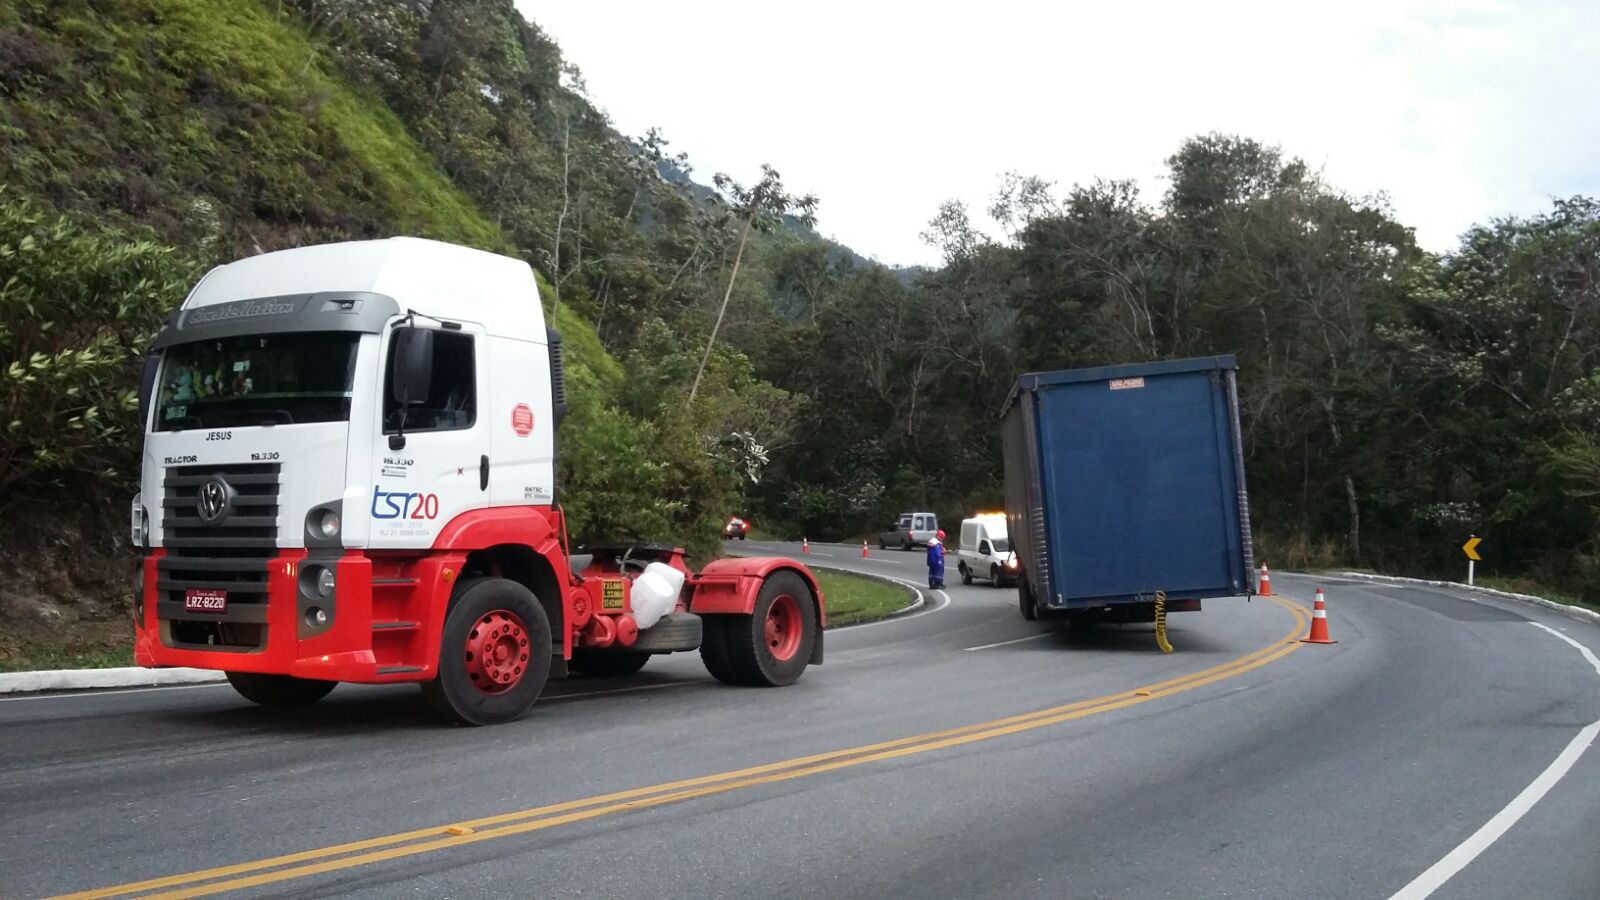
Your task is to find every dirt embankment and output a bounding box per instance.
[0,505,137,669]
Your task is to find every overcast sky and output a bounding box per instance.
[519,0,1598,268]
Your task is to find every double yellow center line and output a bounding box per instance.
[59,596,1309,899]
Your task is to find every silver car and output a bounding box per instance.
[879,512,939,550]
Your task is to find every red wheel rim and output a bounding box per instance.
[764,594,803,662]
[463,609,531,695]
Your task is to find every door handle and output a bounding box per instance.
[480,455,489,491]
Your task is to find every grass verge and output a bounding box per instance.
[1475,576,1600,613]
[814,568,916,628]
[0,644,134,674]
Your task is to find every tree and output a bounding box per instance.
[687,164,817,404]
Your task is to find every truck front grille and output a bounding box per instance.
[157,463,281,649]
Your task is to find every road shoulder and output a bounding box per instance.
[1333,571,1600,626]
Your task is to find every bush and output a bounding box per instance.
[0,191,193,506]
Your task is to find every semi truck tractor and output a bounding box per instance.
[1001,356,1256,630]
[130,237,824,725]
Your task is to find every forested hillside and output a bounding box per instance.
[0,0,1596,666]
[753,154,1600,601]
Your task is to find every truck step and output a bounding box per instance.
[376,665,425,675]
[371,620,420,631]
[372,577,420,587]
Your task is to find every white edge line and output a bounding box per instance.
[0,681,232,703]
[1,678,702,706]
[964,632,1054,652]
[545,681,697,702]
[1387,622,1600,900]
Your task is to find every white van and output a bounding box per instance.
[957,514,1018,587]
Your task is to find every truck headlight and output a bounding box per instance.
[309,507,340,541]
[1006,557,1018,568]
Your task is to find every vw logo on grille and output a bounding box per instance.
[196,477,232,525]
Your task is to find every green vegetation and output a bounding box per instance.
[748,156,1600,604]
[0,644,133,674]
[1,0,1598,675]
[1475,577,1600,614]
[813,569,914,627]
[0,0,501,256]
[0,193,195,504]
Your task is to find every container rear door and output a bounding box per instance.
[1036,370,1242,603]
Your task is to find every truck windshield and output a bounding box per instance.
[154,333,359,431]
[992,537,1010,552]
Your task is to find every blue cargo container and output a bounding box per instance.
[1000,355,1255,623]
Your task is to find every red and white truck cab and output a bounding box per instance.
[131,237,823,724]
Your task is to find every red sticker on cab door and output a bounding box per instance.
[511,403,534,436]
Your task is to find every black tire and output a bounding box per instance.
[990,565,1002,587]
[739,534,746,540]
[421,577,553,726]
[1066,611,1100,631]
[1019,577,1038,621]
[902,537,911,551]
[879,539,887,550]
[698,614,740,684]
[960,563,973,586]
[225,672,336,707]
[569,650,650,678]
[702,570,817,687]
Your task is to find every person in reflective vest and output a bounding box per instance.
[927,529,947,589]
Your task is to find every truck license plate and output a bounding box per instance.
[184,589,227,613]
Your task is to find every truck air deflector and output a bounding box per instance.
[152,291,402,349]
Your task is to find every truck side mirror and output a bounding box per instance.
[390,326,434,405]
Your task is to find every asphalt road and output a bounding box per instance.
[3,541,1598,899]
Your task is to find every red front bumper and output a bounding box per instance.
[135,549,426,683]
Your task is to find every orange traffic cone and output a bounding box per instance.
[862,540,870,558]
[1300,587,1337,644]
[802,538,809,555]
[1259,563,1274,596]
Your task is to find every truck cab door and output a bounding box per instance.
[369,323,490,548]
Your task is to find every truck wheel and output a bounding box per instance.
[960,563,972,586]
[902,537,911,551]
[704,571,817,687]
[879,539,887,550]
[990,565,1002,586]
[421,577,552,726]
[1019,578,1038,621]
[698,615,740,683]
[225,672,336,707]
[569,650,649,678]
